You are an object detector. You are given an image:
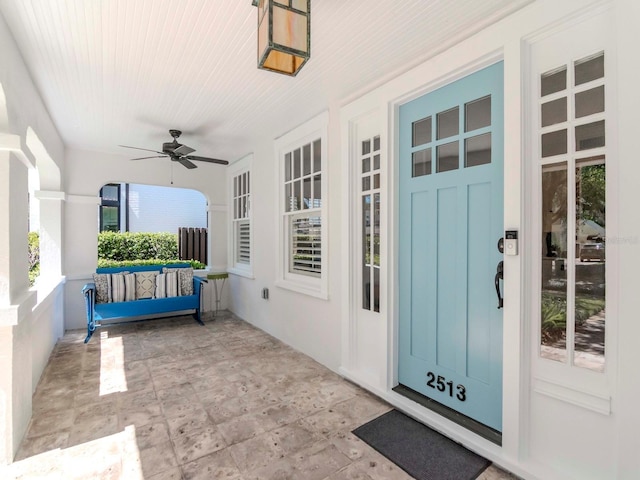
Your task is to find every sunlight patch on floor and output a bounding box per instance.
[2,426,142,479]
[99,331,128,396]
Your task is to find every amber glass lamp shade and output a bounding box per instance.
[256,0,310,76]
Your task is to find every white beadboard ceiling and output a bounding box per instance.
[0,0,530,163]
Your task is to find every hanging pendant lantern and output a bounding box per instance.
[252,0,310,76]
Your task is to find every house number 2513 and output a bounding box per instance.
[426,371,466,402]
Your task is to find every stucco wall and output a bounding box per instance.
[0,10,65,465]
[229,1,640,479]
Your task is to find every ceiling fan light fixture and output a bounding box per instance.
[254,0,310,77]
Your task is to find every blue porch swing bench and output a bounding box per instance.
[82,263,207,343]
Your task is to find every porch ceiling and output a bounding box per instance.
[0,0,529,163]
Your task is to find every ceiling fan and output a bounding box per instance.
[120,129,229,169]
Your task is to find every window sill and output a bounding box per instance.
[275,278,328,300]
[228,267,254,279]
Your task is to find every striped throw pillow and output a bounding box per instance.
[162,267,194,296]
[165,271,179,298]
[123,273,136,302]
[155,273,167,299]
[111,273,126,303]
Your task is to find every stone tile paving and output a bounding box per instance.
[2,312,520,479]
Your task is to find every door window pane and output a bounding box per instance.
[541,162,568,363]
[412,148,431,177]
[362,156,371,173]
[575,120,605,151]
[362,195,371,310]
[542,129,567,157]
[575,86,604,118]
[575,52,604,86]
[575,156,605,372]
[465,95,491,132]
[437,107,459,140]
[412,117,432,146]
[465,133,491,167]
[437,141,459,173]
[541,66,567,96]
[541,97,567,127]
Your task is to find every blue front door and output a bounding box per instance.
[398,62,504,432]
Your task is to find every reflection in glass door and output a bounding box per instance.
[361,136,381,312]
[538,52,606,372]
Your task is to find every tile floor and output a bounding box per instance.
[3,312,520,479]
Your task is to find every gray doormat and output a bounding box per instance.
[352,409,491,480]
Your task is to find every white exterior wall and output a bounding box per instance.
[0,9,65,465]
[229,1,639,479]
[126,183,207,233]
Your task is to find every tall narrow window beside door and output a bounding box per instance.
[538,51,606,372]
[361,135,381,312]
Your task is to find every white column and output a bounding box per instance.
[208,204,228,272]
[0,144,36,465]
[34,190,65,283]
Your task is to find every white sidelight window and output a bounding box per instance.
[275,112,328,298]
[360,135,381,312]
[228,154,253,277]
[537,51,607,373]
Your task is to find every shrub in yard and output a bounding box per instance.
[98,232,178,261]
[97,259,206,269]
[28,231,39,286]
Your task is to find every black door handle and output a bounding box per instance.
[495,260,504,309]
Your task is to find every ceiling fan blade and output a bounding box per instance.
[129,155,166,160]
[178,158,198,169]
[130,155,167,161]
[119,145,165,154]
[174,144,195,156]
[185,155,229,165]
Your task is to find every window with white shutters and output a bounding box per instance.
[275,112,328,298]
[228,156,253,277]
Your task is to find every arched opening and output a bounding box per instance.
[97,182,209,266]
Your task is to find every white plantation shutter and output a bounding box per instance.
[237,220,251,265]
[230,168,251,273]
[290,214,321,276]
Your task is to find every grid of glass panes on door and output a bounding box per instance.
[539,51,606,372]
[411,95,492,177]
[361,136,381,312]
[233,171,250,265]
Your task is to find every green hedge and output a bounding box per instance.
[97,258,206,269]
[98,232,178,261]
[28,231,39,286]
